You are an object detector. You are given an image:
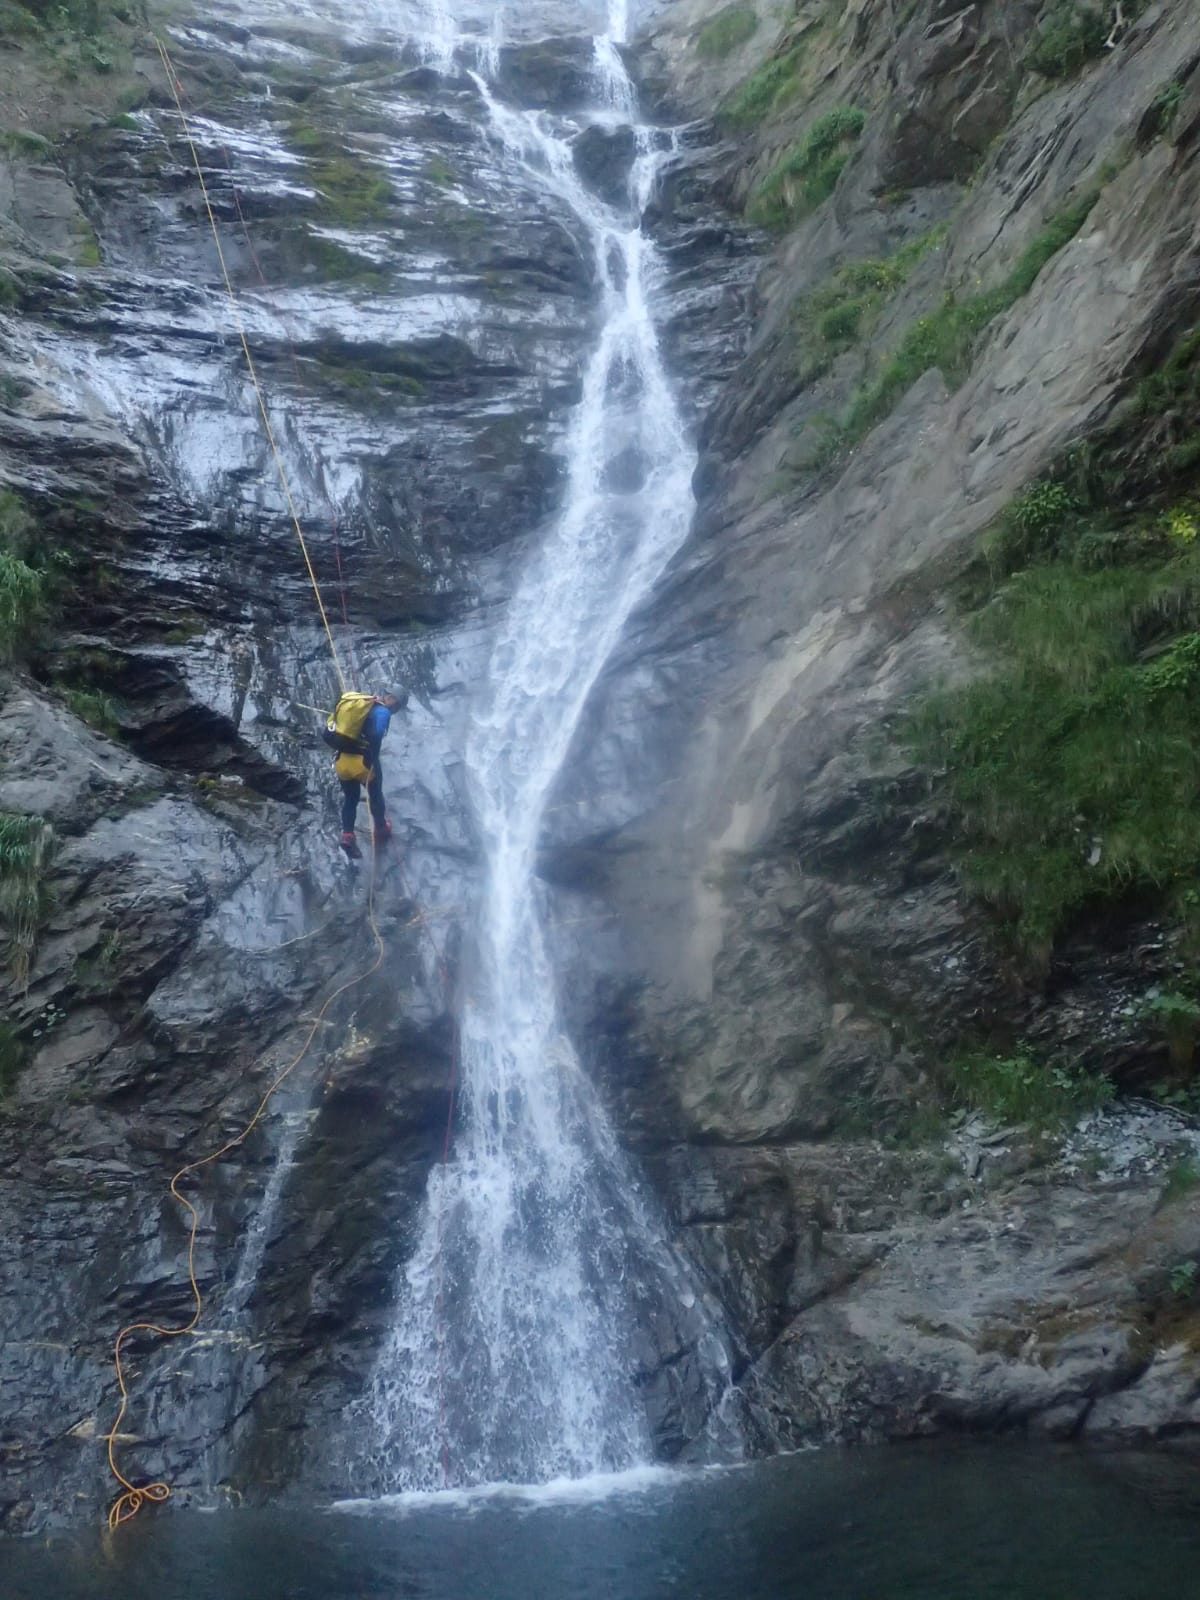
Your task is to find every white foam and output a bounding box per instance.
[332,1464,683,1515]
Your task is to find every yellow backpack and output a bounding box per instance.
[322,693,377,783]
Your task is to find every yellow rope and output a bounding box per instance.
[154,33,346,696]
[105,839,387,1530]
[101,36,414,1528]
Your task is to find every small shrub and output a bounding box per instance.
[720,41,806,127]
[1025,2,1107,78]
[1140,989,1200,1071]
[1165,506,1199,545]
[908,536,1200,956]
[944,1045,1112,1127]
[1161,1159,1200,1206]
[696,4,758,59]
[1145,79,1186,140]
[0,549,47,659]
[64,686,120,734]
[1169,1259,1198,1299]
[0,812,53,983]
[0,128,52,158]
[746,106,865,230]
[789,226,946,381]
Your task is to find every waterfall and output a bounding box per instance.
[364,1,730,1490]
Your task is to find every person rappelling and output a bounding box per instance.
[323,688,407,860]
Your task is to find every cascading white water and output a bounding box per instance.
[366,1,728,1489]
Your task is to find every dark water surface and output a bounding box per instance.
[7,1446,1200,1600]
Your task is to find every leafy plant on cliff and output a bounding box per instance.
[0,492,49,660]
[789,226,947,382]
[63,686,121,734]
[1139,989,1200,1072]
[1161,1160,1200,1206]
[697,4,758,59]
[1125,324,1200,480]
[746,106,866,230]
[0,812,53,983]
[824,190,1100,457]
[944,1045,1112,1127]
[1169,1259,1198,1299]
[909,504,1200,959]
[720,39,807,127]
[1025,2,1107,78]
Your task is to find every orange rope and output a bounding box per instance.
[102,32,407,1528]
[105,841,387,1529]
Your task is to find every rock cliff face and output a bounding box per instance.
[2,0,1200,1537]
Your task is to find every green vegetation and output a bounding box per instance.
[904,404,1200,957]
[64,686,121,733]
[1140,989,1200,1070]
[0,812,53,983]
[286,120,394,227]
[0,492,49,660]
[696,4,758,59]
[1169,1259,1198,1299]
[0,128,52,158]
[789,226,946,382]
[286,231,390,289]
[309,353,424,406]
[75,224,101,268]
[720,39,807,128]
[943,1045,1113,1127]
[1024,0,1150,78]
[0,1023,24,1100]
[910,537,1200,958]
[1161,1159,1200,1206]
[0,0,140,80]
[824,191,1099,456]
[424,155,455,186]
[746,106,865,230]
[1024,2,1107,78]
[1125,325,1200,479]
[1146,79,1186,141]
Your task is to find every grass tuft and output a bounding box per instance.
[286,119,394,227]
[0,812,53,983]
[789,226,946,382]
[909,521,1200,958]
[720,41,807,128]
[1025,2,1107,78]
[944,1045,1113,1127]
[696,4,758,59]
[745,106,865,230]
[64,687,121,733]
[825,191,1099,455]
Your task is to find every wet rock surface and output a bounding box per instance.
[2,0,1200,1538]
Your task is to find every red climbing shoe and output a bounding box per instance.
[373,818,393,848]
[339,831,362,861]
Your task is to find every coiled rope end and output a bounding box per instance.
[107,1481,171,1531]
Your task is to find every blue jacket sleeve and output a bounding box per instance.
[363,704,391,759]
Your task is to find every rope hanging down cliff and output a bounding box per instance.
[152,32,348,697]
[103,33,376,1531]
